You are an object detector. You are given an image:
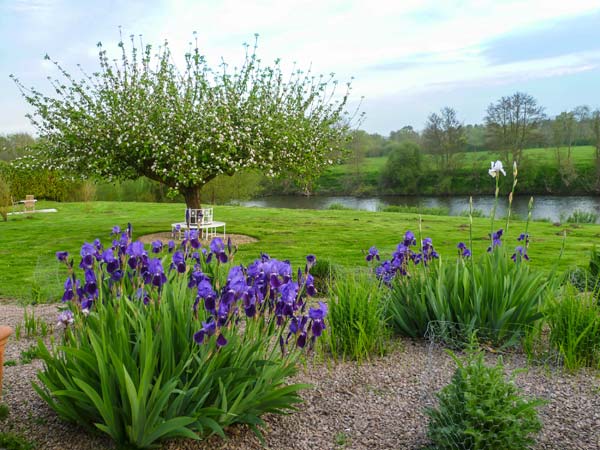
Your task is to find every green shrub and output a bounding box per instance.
[426,342,544,450]
[386,248,548,347]
[0,432,35,450]
[324,270,388,362]
[0,403,8,420]
[545,285,600,370]
[0,175,11,221]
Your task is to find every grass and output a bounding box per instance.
[1,200,599,302]
[318,145,597,194]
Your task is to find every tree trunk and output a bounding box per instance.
[183,186,202,209]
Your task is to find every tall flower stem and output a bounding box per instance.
[490,174,500,243]
[505,162,518,233]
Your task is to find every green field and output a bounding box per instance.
[1,200,597,302]
[317,145,598,194]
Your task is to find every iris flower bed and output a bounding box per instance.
[35,226,325,448]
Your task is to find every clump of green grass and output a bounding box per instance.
[379,204,449,216]
[0,431,35,450]
[324,269,388,362]
[562,209,598,224]
[327,202,354,210]
[545,285,600,371]
[459,208,486,217]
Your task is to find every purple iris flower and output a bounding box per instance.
[62,277,75,302]
[209,237,228,263]
[308,301,328,337]
[126,241,147,269]
[111,225,121,235]
[457,242,472,258]
[101,249,120,274]
[168,240,175,253]
[84,269,98,298]
[511,246,530,262]
[56,310,74,328]
[56,251,69,262]
[487,229,504,252]
[79,243,97,269]
[366,246,380,262]
[151,240,163,254]
[144,258,167,287]
[194,319,217,344]
[171,251,186,273]
[305,274,317,296]
[403,231,416,246]
[197,279,217,312]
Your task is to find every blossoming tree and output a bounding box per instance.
[12,35,360,208]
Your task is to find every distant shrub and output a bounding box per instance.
[379,141,423,193]
[0,175,11,221]
[426,341,544,450]
[325,270,388,362]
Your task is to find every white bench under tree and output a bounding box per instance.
[172,207,226,240]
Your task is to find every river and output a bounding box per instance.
[239,195,600,223]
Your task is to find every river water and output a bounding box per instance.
[239,195,600,223]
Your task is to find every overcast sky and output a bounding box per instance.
[2,0,600,135]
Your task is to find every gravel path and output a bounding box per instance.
[1,304,599,449]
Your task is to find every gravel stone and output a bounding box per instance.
[1,304,599,449]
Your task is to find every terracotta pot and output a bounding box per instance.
[0,326,13,399]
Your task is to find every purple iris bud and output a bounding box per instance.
[127,223,133,238]
[227,237,232,255]
[366,246,380,262]
[171,251,186,273]
[296,332,307,348]
[136,288,151,305]
[93,238,103,252]
[216,334,228,347]
[151,240,163,254]
[62,277,75,302]
[112,225,121,235]
[56,310,74,328]
[306,254,316,268]
[56,251,69,262]
[168,240,175,252]
[305,274,317,296]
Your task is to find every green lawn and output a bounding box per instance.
[1,200,597,302]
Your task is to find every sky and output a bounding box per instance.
[1,0,600,135]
